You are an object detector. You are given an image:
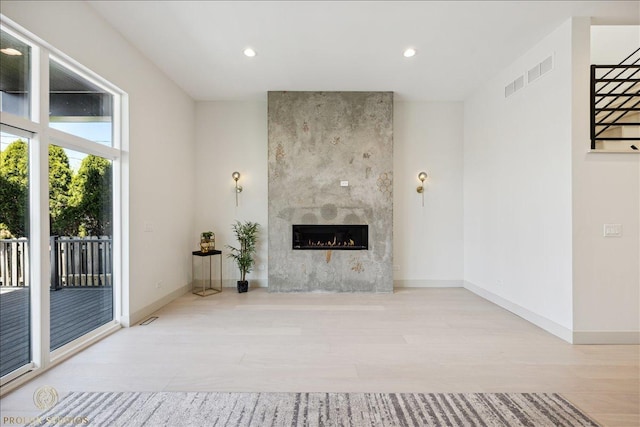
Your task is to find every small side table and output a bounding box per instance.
[192,250,222,296]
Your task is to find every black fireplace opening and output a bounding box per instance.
[292,224,368,250]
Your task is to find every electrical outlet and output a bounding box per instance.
[155,281,163,289]
[603,224,622,237]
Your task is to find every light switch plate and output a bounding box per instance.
[603,224,622,237]
[340,181,349,187]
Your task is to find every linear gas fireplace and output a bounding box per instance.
[292,224,368,250]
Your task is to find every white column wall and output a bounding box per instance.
[393,102,464,287]
[194,101,269,287]
[572,21,640,343]
[463,19,574,341]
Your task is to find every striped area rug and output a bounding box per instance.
[29,392,600,427]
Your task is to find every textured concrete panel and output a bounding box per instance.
[268,92,393,292]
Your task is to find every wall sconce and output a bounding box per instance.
[232,171,243,206]
[416,171,428,206]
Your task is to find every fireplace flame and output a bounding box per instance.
[306,238,356,248]
[292,224,367,250]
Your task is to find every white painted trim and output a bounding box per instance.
[223,279,269,288]
[573,331,640,345]
[0,323,121,397]
[0,323,120,396]
[50,321,121,363]
[0,112,38,134]
[588,149,640,154]
[221,279,464,290]
[124,283,191,327]
[394,279,463,288]
[463,281,573,343]
[119,93,130,328]
[121,279,268,327]
[47,127,120,159]
[0,363,33,388]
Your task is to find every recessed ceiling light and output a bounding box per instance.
[1,48,22,56]
[403,48,416,58]
[243,48,256,57]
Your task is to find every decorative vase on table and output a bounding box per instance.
[200,231,215,254]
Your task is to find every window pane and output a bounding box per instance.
[49,146,113,351]
[0,132,31,377]
[49,60,113,147]
[0,30,31,119]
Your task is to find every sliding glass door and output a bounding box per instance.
[0,21,124,387]
[48,147,114,351]
[48,57,116,351]
[0,130,31,377]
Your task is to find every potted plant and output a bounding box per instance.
[226,221,259,293]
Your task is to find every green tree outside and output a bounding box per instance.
[0,140,110,238]
[48,145,73,236]
[0,140,28,237]
[67,155,112,236]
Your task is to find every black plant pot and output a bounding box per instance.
[237,280,248,293]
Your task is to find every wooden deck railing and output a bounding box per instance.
[0,238,29,287]
[0,236,112,289]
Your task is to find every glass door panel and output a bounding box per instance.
[49,146,113,351]
[0,131,31,377]
[49,59,113,147]
[0,29,31,119]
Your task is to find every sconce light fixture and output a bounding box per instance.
[416,171,428,206]
[232,171,242,206]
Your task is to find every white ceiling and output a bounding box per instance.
[88,1,639,101]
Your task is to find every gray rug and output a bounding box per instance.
[28,392,600,426]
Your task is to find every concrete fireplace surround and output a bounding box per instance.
[268,91,393,292]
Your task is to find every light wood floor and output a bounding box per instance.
[1,288,638,426]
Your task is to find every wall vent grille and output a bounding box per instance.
[540,56,553,75]
[505,54,554,98]
[504,75,524,98]
[527,65,541,83]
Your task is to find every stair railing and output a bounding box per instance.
[591,47,640,150]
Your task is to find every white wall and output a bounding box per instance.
[572,22,640,343]
[195,100,464,288]
[2,1,197,325]
[591,25,640,64]
[463,19,575,341]
[393,102,464,287]
[195,101,269,287]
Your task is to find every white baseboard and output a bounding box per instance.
[223,279,268,288]
[573,331,640,345]
[124,283,191,326]
[463,280,573,343]
[221,279,463,289]
[394,279,463,288]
